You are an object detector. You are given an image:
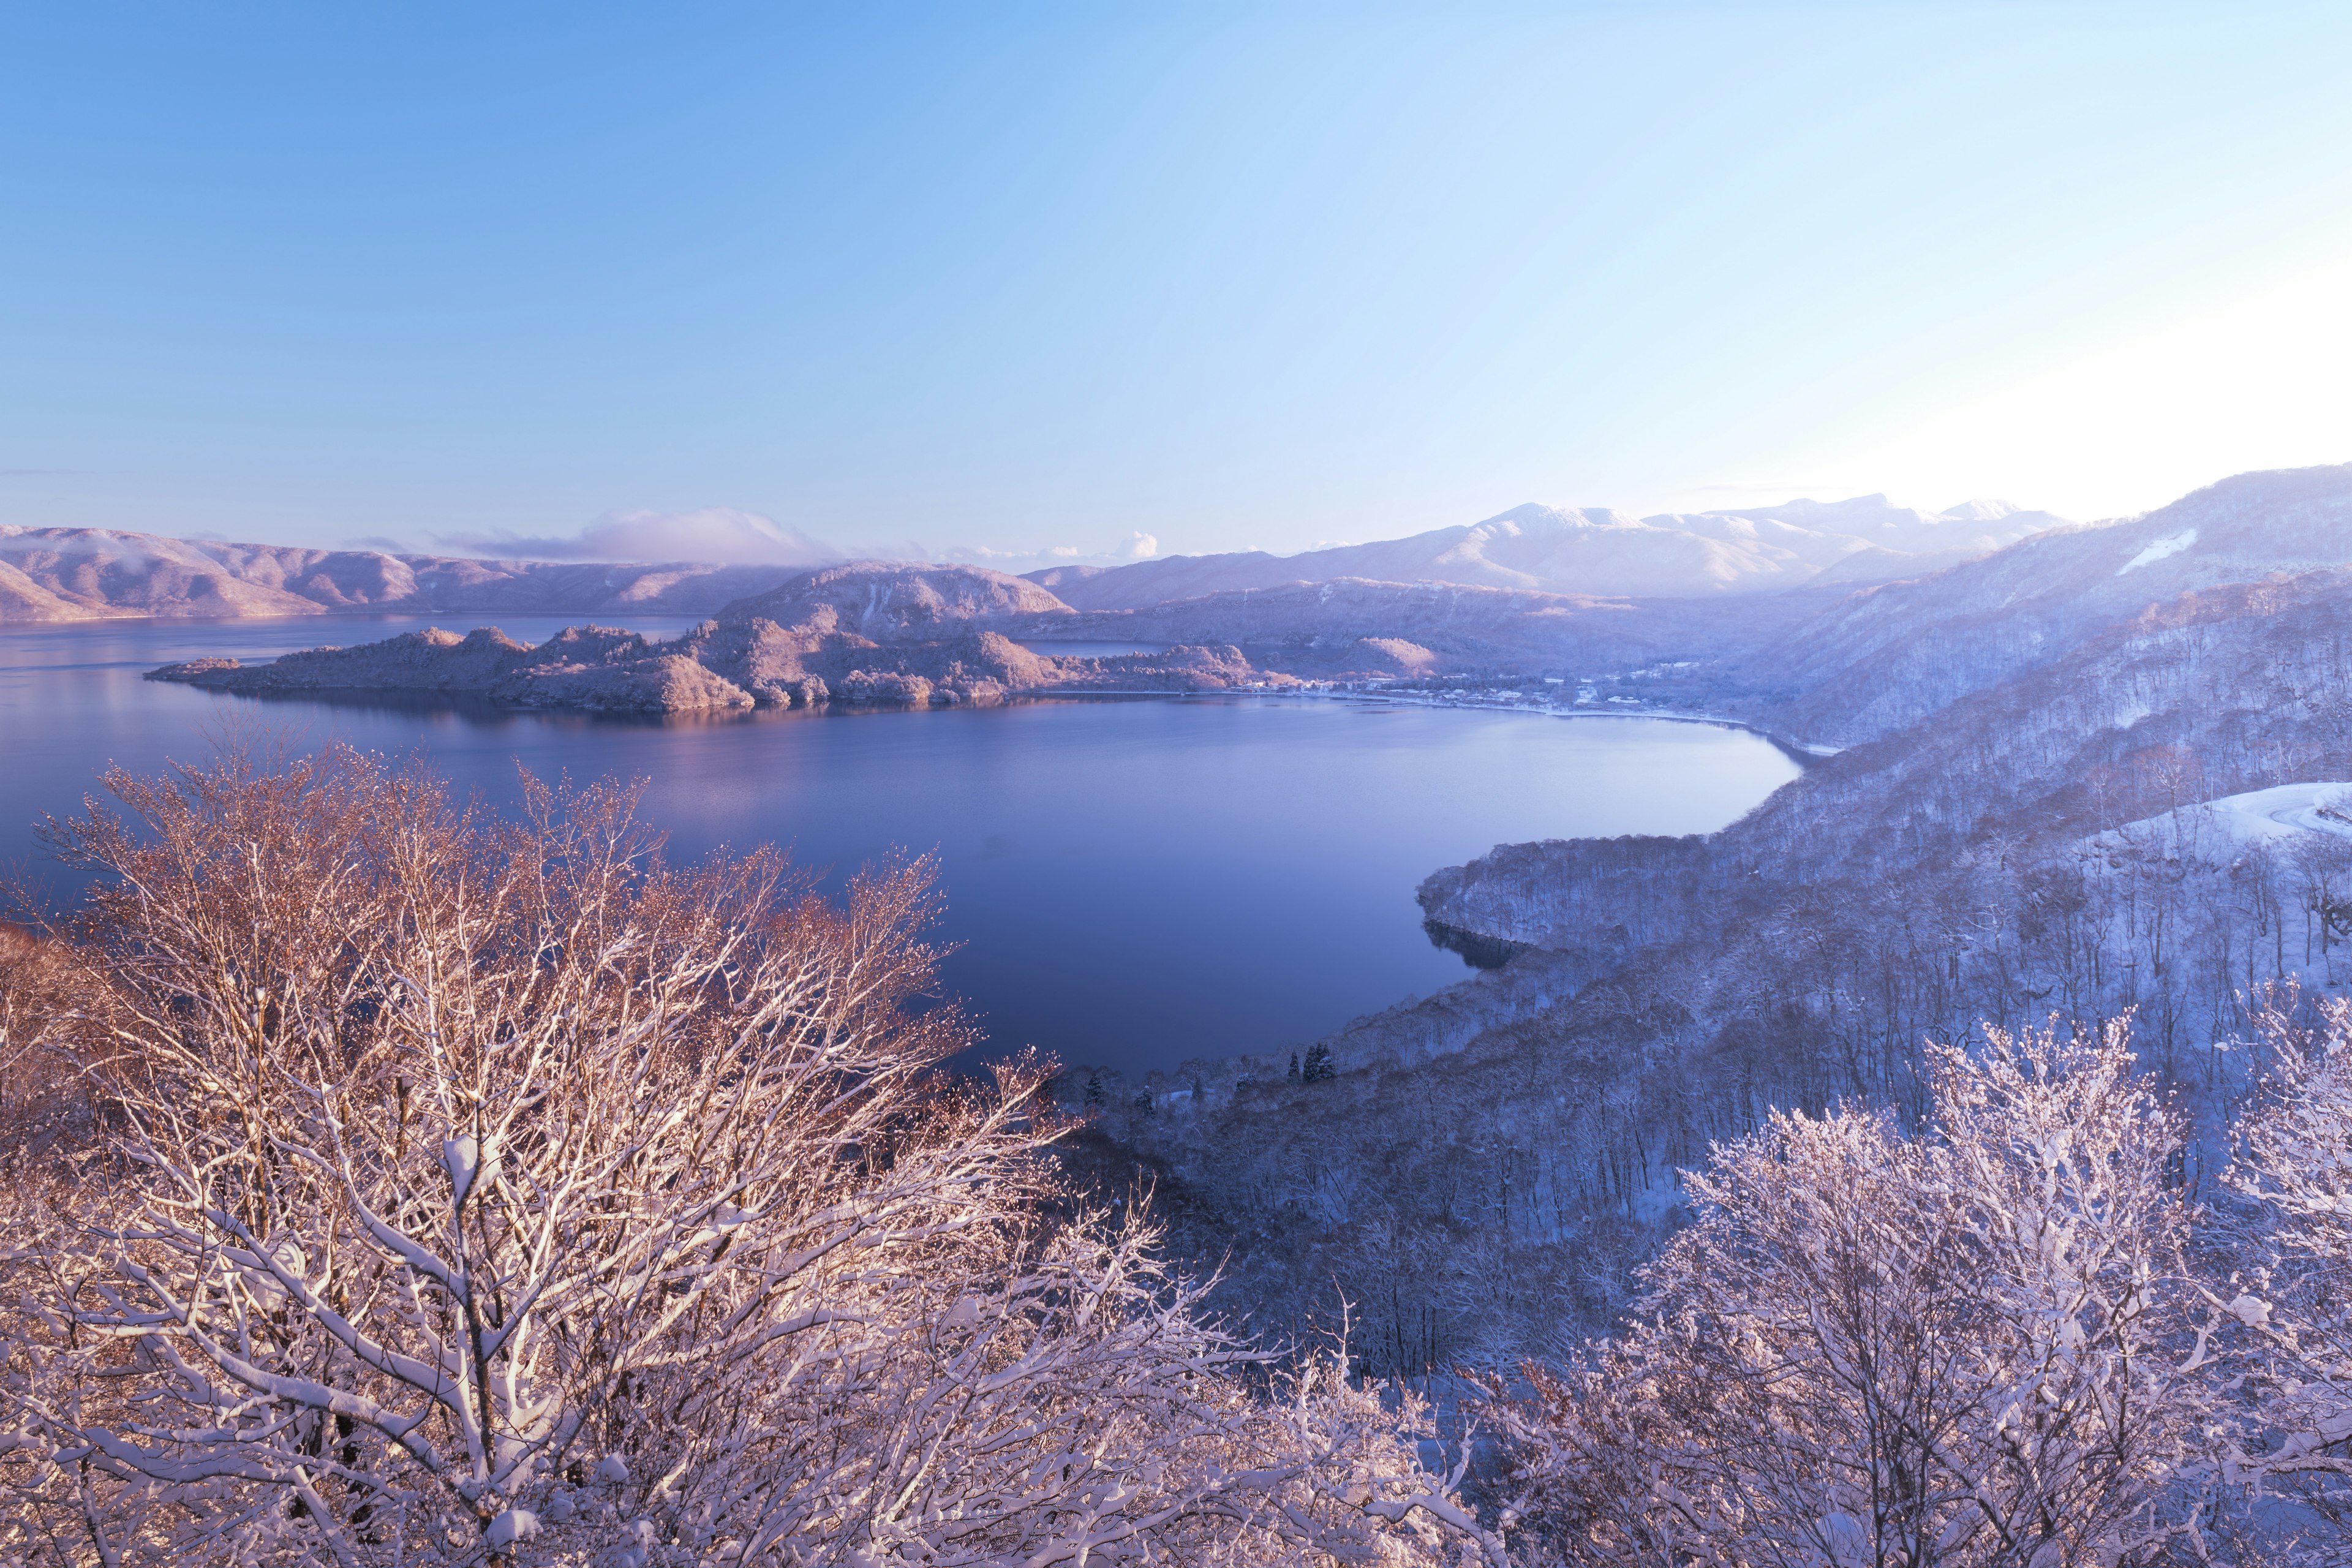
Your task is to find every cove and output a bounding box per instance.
[0,617,1802,1072]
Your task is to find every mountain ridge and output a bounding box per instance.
[0,529,809,621]
[1024,495,2070,610]
[1,489,2069,624]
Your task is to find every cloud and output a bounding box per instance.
[1122,532,1158,559]
[443,507,837,566]
[344,534,413,554]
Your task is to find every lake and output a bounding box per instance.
[0,616,1802,1074]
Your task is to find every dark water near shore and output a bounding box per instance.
[0,616,1801,1074]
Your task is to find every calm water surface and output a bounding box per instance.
[0,616,1801,1072]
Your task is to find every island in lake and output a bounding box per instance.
[143,562,1323,714]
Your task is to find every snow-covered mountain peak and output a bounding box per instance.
[1940,499,2026,522]
[1462,504,1643,541]
[1025,491,2067,610]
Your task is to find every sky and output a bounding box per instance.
[3,2,2350,566]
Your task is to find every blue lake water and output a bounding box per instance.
[0,616,1801,1073]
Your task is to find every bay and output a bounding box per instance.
[0,616,1801,1074]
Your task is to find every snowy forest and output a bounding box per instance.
[10,467,2352,1562]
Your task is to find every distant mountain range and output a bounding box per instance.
[0,492,2064,623]
[0,531,795,621]
[1022,496,2067,609]
[31,464,2352,750]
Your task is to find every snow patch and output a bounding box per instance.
[2117,527,2196,575]
[486,1509,539,1548]
[442,1136,489,1205]
[2095,782,2352,853]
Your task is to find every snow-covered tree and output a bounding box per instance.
[0,747,1501,1567]
[2225,994,2352,1518]
[1486,1021,2226,1566]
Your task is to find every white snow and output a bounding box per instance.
[2117,527,2196,575]
[442,1136,483,1205]
[486,1508,540,1548]
[2098,782,2352,851]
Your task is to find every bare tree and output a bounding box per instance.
[0,745,1499,1567]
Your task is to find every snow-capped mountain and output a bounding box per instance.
[1027,496,2067,609]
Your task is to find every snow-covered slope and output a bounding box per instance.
[1027,497,2064,609]
[2091,783,2352,854]
[1761,463,2352,745]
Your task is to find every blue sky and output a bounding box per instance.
[4,3,2350,564]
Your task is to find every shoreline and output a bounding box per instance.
[1036,683,1838,767]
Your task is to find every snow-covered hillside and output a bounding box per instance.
[1757,462,2352,744]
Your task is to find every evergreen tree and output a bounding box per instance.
[1084,1069,1104,1107]
[1286,1051,1302,1085]
[1302,1042,1335,1083]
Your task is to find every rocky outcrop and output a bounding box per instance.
[149,627,760,714]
